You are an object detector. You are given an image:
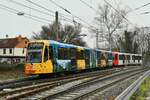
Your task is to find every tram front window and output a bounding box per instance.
[27,51,42,63]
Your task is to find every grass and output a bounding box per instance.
[0,64,26,81]
[130,77,150,100]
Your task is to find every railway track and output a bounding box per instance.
[38,67,147,100]
[0,68,114,91]
[0,75,40,91]
[0,67,121,99]
[115,69,150,100]
[0,66,146,100]
[0,66,135,91]
[78,70,145,100]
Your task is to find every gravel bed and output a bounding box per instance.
[20,77,94,99]
[82,73,143,100]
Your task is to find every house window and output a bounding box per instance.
[3,49,6,54]
[9,49,12,54]
[22,49,24,54]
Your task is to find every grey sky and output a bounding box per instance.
[0,0,150,47]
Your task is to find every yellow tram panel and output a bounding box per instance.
[25,60,53,74]
[100,60,107,67]
[77,60,85,70]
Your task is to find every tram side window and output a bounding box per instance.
[44,46,48,62]
[123,55,125,60]
[85,50,90,59]
[137,56,140,62]
[77,50,85,59]
[134,56,137,60]
[49,46,53,59]
[139,56,142,60]
[64,48,70,59]
[58,48,69,59]
[139,56,142,62]
[119,55,125,60]
[127,55,130,60]
[58,48,64,59]
[119,55,123,60]
[108,53,113,60]
[127,55,130,62]
[135,56,140,62]
[104,53,108,60]
[119,55,122,60]
[110,53,114,60]
[97,51,101,60]
[70,48,76,59]
[132,56,135,62]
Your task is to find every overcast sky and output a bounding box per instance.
[0,0,150,47]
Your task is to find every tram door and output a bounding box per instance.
[85,49,90,69]
[113,53,119,66]
[49,46,53,60]
[100,52,107,67]
[70,48,77,70]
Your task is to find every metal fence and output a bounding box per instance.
[115,69,150,100]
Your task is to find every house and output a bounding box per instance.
[0,35,29,64]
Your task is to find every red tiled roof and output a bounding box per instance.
[0,36,29,48]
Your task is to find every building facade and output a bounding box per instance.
[0,35,29,64]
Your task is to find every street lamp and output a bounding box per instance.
[76,34,87,37]
[17,12,24,16]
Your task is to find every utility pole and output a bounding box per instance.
[55,11,59,41]
[109,34,111,51]
[96,29,99,49]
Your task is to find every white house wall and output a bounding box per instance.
[0,48,13,56]
[0,48,27,57]
[14,48,27,56]
[0,48,27,64]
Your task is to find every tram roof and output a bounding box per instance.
[49,40,76,48]
[49,40,87,50]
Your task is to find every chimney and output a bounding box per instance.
[16,35,22,41]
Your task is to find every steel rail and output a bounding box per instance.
[0,68,119,99]
[73,70,146,100]
[1,66,141,99]
[40,67,147,100]
[0,66,138,91]
[0,68,114,91]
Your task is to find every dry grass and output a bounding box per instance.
[0,65,26,81]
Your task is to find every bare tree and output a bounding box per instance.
[118,30,139,53]
[32,21,87,46]
[136,27,150,65]
[92,4,128,50]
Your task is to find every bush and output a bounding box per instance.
[130,77,150,100]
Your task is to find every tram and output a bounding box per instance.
[25,40,142,75]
